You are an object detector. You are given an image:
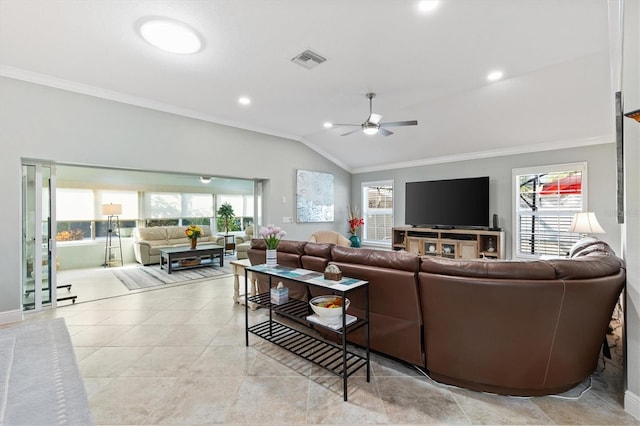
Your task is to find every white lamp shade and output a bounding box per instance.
[568,212,605,234]
[102,203,122,216]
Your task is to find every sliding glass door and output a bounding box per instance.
[22,163,57,311]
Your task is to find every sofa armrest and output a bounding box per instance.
[134,241,153,265]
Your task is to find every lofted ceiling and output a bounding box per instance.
[0,0,616,173]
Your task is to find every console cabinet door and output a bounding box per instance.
[458,241,478,259]
[406,237,422,254]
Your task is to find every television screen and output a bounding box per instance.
[405,177,490,228]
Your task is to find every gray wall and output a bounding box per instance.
[353,143,620,258]
[0,77,351,317]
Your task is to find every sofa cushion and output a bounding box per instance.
[250,239,306,256]
[420,256,556,280]
[331,246,419,272]
[547,255,625,280]
[304,242,333,258]
[137,227,168,241]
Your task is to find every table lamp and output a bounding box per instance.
[568,212,605,238]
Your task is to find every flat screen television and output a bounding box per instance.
[405,176,490,229]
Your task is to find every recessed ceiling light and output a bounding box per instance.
[139,18,202,54]
[199,176,212,184]
[238,97,251,106]
[417,1,440,13]
[323,122,333,128]
[487,70,504,82]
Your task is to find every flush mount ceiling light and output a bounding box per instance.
[487,70,504,82]
[139,18,202,54]
[323,122,333,128]
[238,96,251,106]
[417,0,440,13]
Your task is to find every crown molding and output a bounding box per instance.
[350,135,614,174]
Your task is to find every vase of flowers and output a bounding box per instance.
[185,225,202,249]
[259,224,286,267]
[348,206,364,248]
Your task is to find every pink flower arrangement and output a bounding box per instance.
[259,224,286,249]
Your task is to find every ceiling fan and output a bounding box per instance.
[334,92,418,136]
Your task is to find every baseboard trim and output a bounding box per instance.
[0,309,23,325]
[625,390,640,421]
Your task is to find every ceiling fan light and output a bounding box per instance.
[363,127,379,135]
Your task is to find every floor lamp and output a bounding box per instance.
[102,203,123,267]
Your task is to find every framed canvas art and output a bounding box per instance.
[296,170,334,222]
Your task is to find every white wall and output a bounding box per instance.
[0,77,351,317]
[622,0,640,419]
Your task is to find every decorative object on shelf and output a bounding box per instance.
[178,257,201,267]
[270,282,289,305]
[185,224,202,249]
[324,264,343,281]
[428,244,436,253]
[309,295,350,325]
[349,235,361,248]
[217,202,235,234]
[568,212,606,238]
[487,237,496,252]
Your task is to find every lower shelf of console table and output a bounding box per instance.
[248,320,368,378]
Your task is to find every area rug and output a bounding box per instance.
[0,318,94,425]
[111,261,234,291]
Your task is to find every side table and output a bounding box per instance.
[230,258,258,310]
[221,234,236,255]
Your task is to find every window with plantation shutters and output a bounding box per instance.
[513,163,587,258]
[361,181,394,245]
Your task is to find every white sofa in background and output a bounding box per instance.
[132,225,251,265]
[235,225,254,260]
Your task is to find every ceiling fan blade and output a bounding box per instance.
[369,113,383,124]
[340,128,363,136]
[379,127,394,136]
[332,123,360,127]
[380,120,418,127]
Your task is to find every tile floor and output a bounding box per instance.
[21,272,639,425]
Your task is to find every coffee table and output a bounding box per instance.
[159,244,224,274]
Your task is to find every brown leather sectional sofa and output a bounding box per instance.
[247,237,625,396]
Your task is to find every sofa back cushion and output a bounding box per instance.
[301,242,333,272]
[331,246,420,272]
[136,227,168,243]
[420,256,556,280]
[547,255,624,280]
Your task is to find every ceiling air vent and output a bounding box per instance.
[291,49,327,69]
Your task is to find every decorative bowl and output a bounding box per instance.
[309,295,350,325]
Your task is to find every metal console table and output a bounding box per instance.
[244,264,370,401]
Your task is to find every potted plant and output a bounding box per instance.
[217,202,235,235]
